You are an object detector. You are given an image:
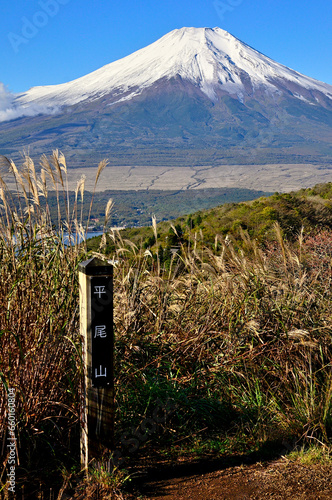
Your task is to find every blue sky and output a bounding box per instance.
[1,0,331,93]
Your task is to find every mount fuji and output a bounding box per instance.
[1,27,332,168]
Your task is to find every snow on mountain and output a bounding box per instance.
[14,27,332,112]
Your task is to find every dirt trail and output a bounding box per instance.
[126,455,332,500]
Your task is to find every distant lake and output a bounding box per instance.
[63,231,104,245]
[86,231,104,240]
[63,229,125,245]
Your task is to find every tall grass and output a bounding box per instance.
[1,152,331,496]
[0,152,110,494]
[110,223,332,455]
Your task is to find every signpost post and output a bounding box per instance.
[79,257,114,470]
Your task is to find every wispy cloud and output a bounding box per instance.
[0,82,60,122]
[0,83,16,121]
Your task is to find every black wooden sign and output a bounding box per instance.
[79,257,114,466]
[90,275,113,387]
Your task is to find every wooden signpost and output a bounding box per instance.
[79,257,114,469]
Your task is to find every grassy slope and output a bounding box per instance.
[88,182,332,254]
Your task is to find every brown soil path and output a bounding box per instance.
[126,456,332,500]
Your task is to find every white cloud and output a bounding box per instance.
[0,83,16,118]
[0,82,60,122]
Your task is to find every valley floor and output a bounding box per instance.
[62,163,332,193]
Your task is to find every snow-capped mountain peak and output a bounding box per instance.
[15,27,332,111]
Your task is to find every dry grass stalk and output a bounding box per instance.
[0,151,109,477]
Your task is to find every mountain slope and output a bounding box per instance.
[1,27,332,168]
